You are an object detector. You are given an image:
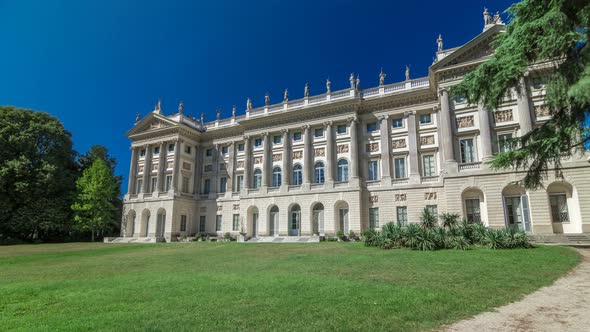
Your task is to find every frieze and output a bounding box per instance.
[395,194,406,202]
[391,139,406,149]
[369,195,378,204]
[166,161,174,169]
[366,142,379,152]
[420,135,435,146]
[292,151,303,159]
[233,204,240,210]
[272,153,282,162]
[314,148,325,157]
[152,163,159,172]
[456,115,474,128]
[424,192,437,200]
[138,165,144,173]
[494,109,513,123]
[337,144,349,153]
[253,156,262,164]
[535,105,550,117]
[236,161,244,168]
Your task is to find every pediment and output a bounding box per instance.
[126,112,178,137]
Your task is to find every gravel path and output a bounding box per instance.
[445,248,590,332]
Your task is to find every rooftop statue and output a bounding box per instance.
[405,65,411,81]
[232,105,236,117]
[216,109,221,120]
[265,93,270,106]
[200,113,205,123]
[355,75,360,91]
[284,88,289,102]
[493,11,503,24]
[178,101,184,114]
[437,34,443,52]
[247,97,252,111]
[349,73,355,89]
[483,7,492,26]
[326,78,331,93]
[304,83,309,97]
[154,99,162,114]
[135,112,140,123]
[379,68,386,86]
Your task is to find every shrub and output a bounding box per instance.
[484,229,505,249]
[348,230,357,240]
[404,224,422,249]
[440,213,460,230]
[449,235,470,250]
[193,233,202,242]
[420,208,437,230]
[336,230,345,240]
[381,222,405,247]
[362,229,379,247]
[223,232,232,241]
[415,229,437,251]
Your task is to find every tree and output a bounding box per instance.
[0,106,77,242]
[71,159,119,241]
[452,0,590,189]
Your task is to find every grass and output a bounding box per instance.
[0,242,580,331]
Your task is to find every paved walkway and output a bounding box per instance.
[445,249,590,332]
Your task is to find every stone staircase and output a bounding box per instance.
[529,233,590,246]
[246,236,320,243]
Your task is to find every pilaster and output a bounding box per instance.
[324,121,335,188]
[280,128,290,192]
[302,125,312,190]
[517,74,533,135]
[406,111,421,184]
[379,115,392,185]
[439,89,458,174]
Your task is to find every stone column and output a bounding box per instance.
[439,89,458,173]
[349,117,360,185]
[209,144,219,199]
[243,136,251,191]
[193,145,202,197]
[127,147,139,195]
[172,140,181,192]
[226,142,235,197]
[379,115,392,184]
[261,132,270,190]
[406,111,420,183]
[478,104,494,162]
[281,129,290,190]
[157,142,166,192]
[516,75,533,135]
[142,144,152,194]
[325,121,335,187]
[302,125,312,189]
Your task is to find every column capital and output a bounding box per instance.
[280,128,289,134]
[242,135,250,140]
[404,110,416,117]
[438,87,449,95]
[261,132,269,137]
[301,124,310,131]
[323,120,333,127]
[378,114,389,122]
[347,116,359,124]
[432,105,440,112]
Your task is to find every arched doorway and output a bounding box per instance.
[547,181,582,234]
[289,204,301,236]
[269,205,279,237]
[334,201,349,234]
[461,188,487,225]
[156,208,166,238]
[141,209,151,237]
[126,210,136,237]
[248,206,259,237]
[502,185,531,232]
[311,203,324,236]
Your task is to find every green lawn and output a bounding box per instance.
[0,243,579,331]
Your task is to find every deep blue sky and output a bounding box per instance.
[0,0,516,193]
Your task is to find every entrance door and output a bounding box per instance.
[504,196,531,232]
[252,213,259,237]
[289,211,300,236]
[270,212,279,237]
[339,209,349,234]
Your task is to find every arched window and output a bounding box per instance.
[253,169,262,189]
[337,159,349,182]
[272,167,282,187]
[292,164,302,185]
[314,162,325,184]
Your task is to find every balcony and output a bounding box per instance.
[459,162,482,171]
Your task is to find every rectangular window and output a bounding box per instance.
[369,208,379,229]
[273,135,281,144]
[314,128,324,137]
[216,215,222,232]
[206,148,213,156]
[422,155,435,177]
[168,144,175,152]
[337,124,347,134]
[396,207,408,226]
[182,176,189,193]
[254,138,262,147]
[392,118,404,128]
[498,133,513,153]
[222,145,229,155]
[550,194,569,223]
[368,160,379,181]
[199,216,206,233]
[426,205,438,221]
[165,175,172,191]
[151,177,158,193]
[219,177,227,193]
[460,138,476,163]
[184,145,191,154]
[140,149,146,157]
[293,132,302,141]
[420,114,432,124]
[366,122,378,132]
[236,175,244,192]
[203,179,211,195]
[137,179,144,193]
[394,157,406,179]
[232,214,240,231]
[154,147,160,155]
[465,199,481,223]
[238,143,245,152]
[180,215,187,232]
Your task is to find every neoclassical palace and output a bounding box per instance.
[117,15,590,242]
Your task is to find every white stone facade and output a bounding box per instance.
[121,23,590,241]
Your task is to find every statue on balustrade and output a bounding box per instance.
[437,34,443,52]
[326,78,331,93]
[349,73,355,89]
[483,7,492,25]
[178,101,184,114]
[200,113,205,123]
[284,89,288,102]
[135,112,141,123]
[405,66,411,81]
[232,105,236,118]
[304,83,309,97]
[247,97,252,111]
[216,109,221,120]
[355,75,360,91]
[265,93,270,106]
[379,68,386,86]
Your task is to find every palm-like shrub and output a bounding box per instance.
[404,224,422,249]
[449,235,470,250]
[484,229,505,249]
[440,213,460,230]
[381,222,405,248]
[420,208,437,230]
[415,229,437,251]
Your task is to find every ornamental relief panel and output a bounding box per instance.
[420,135,435,146]
[253,156,262,164]
[391,139,406,149]
[337,144,349,153]
[236,161,244,169]
[369,195,378,204]
[535,105,550,117]
[456,116,474,128]
[182,162,191,170]
[152,163,159,172]
[138,165,144,173]
[424,192,437,200]
[366,142,379,153]
[233,204,240,210]
[272,154,282,162]
[167,161,174,169]
[395,194,407,202]
[494,109,513,123]
[292,151,303,159]
[314,148,325,157]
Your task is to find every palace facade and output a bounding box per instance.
[117,18,590,242]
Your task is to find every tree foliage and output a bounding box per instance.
[72,159,119,241]
[0,106,78,242]
[452,0,590,189]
